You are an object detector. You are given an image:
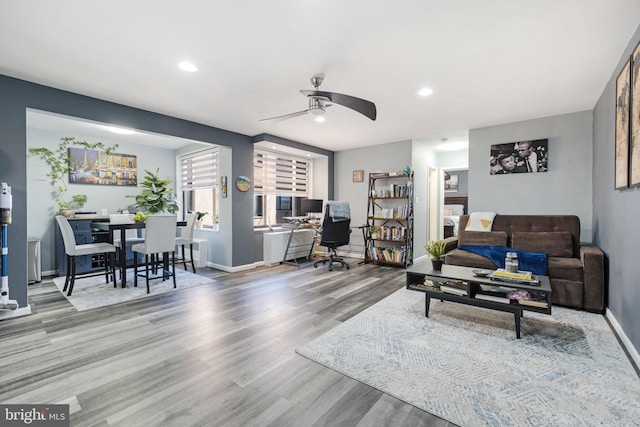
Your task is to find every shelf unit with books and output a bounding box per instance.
[365,171,414,268]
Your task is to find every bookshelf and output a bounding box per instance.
[365,171,414,268]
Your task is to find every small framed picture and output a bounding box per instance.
[353,170,364,182]
[221,176,227,198]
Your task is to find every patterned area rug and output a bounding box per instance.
[296,288,640,427]
[53,268,221,311]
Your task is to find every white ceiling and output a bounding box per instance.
[3,1,640,152]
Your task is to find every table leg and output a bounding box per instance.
[425,293,431,317]
[514,310,521,339]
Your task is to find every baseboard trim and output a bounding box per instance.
[606,308,640,373]
[206,261,262,273]
[0,304,32,320]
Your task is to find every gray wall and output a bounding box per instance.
[593,25,640,355]
[444,169,468,196]
[0,74,253,308]
[27,127,180,274]
[334,140,412,257]
[469,111,594,240]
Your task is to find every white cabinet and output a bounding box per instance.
[263,229,315,266]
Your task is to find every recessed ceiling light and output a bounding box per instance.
[178,61,198,72]
[418,87,433,97]
[103,125,136,135]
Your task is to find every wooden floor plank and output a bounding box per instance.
[0,260,453,426]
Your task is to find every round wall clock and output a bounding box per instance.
[235,175,251,192]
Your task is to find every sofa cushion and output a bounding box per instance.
[511,231,573,258]
[548,257,583,282]
[458,231,507,247]
[444,248,497,270]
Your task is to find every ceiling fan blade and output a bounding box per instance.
[259,110,309,123]
[301,90,377,120]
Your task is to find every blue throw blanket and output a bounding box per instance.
[458,245,548,275]
[328,201,350,222]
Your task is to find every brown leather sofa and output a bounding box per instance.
[442,215,605,313]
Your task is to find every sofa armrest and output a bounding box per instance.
[442,236,458,254]
[580,244,605,313]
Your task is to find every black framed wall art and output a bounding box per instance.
[489,139,548,175]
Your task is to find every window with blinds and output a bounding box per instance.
[253,149,311,196]
[253,149,312,227]
[179,149,219,227]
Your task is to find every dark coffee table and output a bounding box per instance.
[406,262,552,339]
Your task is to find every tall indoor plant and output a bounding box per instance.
[28,136,118,216]
[129,168,179,214]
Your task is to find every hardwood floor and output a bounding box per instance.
[0,260,455,427]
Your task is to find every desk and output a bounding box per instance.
[95,220,186,286]
[272,220,320,266]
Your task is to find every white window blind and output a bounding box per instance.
[254,149,310,196]
[180,149,219,190]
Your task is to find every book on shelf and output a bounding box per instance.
[516,300,548,308]
[474,293,510,304]
[439,285,468,296]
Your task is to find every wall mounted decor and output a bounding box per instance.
[489,139,548,175]
[444,174,459,192]
[235,175,251,192]
[352,170,364,182]
[631,43,640,187]
[221,176,228,198]
[68,147,137,186]
[615,58,631,189]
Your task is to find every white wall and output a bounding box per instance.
[312,155,329,202]
[468,111,594,240]
[334,140,412,257]
[27,128,178,274]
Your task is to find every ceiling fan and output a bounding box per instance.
[260,75,377,123]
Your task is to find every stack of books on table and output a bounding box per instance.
[489,269,540,285]
[439,281,468,296]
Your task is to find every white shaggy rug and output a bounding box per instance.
[53,268,221,311]
[296,288,640,427]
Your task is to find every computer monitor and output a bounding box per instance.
[300,198,324,215]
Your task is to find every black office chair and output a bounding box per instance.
[313,202,351,271]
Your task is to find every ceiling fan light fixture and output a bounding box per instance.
[314,115,326,122]
[178,61,198,72]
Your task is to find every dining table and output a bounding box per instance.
[94,220,187,287]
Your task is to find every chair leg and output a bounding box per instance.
[67,256,76,296]
[189,244,196,273]
[145,254,150,294]
[63,255,72,292]
[172,250,177,288]
[181,244,188,270]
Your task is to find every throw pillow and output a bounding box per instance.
[465,212,498,232]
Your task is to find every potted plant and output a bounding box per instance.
[129,168,179,214]
[194,211,208,229]
[370,225,379,239]
[28,136,118,217]
[424,240,446,270]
